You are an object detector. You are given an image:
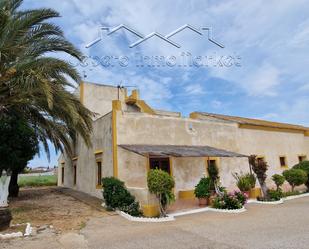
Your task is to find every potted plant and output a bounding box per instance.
[232,172,252,196]
[194,177,211,206]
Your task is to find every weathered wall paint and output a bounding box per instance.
[59,83,309,205]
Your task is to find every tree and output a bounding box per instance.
[0,113,38,197]
[207,160,219,192]
[101,177,141,217]
[293,161,309,191]
[147,169,175,217]
[271,174,285,191]
[283,169,307,192]
[249,155,269,198]
[0,0,93,159]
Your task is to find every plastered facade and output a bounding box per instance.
[59,82,309,205]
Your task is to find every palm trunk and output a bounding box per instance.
[9,170,19,197]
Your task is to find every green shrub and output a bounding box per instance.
[248,173,256,189]
[293,160,309,191]
[267,189,282,201]
[282,190,301,197]
[283,169,308,192]
[212,192,245,210]
[232,172,254,192]
[102,177,141,217]
[147,169,175,216]
[271,174,285,190]
[194,177,211,198]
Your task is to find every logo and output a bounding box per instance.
[86,24,224,49]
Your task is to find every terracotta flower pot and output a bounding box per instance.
[198,197,208,206]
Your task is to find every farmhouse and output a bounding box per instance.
[58,82,309,215]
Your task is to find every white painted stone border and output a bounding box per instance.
[116,210,175,222]
[172,207,209,217]
[282,192,309,201]
[24,223,32,236]
[0,223,32,240]
[172,206,246,217]
[247,192,309,205]
[207,207,247,213]
[117,206,246,222]
[0,231,23,240]
[116,193,309,222]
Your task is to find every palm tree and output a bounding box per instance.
[0,0,93,159]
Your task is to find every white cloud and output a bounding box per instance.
[184,84,206,95]
[243,63,280,96]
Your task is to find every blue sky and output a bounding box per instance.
[24,0,309,167]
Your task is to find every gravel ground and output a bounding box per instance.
[2,195,309,249]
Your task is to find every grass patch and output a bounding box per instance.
[11,206,35,214]
[18,175,57,187]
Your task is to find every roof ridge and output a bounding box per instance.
[195,112,309,130]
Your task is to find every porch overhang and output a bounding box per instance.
[119,144,247,158]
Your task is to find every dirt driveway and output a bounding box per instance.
[7,187,108,232]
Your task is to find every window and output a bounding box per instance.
[149,157,170,174]
[73,164,77,185]
[61,163,64,184]
[279,156,287,167]
[97,161,102,186]
[298,155,307,162]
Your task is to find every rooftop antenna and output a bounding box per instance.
[117,82,138,100]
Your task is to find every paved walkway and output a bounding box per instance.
[2,196,309,249]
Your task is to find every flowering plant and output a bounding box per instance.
[212,191,247,210]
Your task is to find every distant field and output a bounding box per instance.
[18,175,57,187]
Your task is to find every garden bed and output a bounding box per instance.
[247,199,283,205]
[247,192,309,204]
[118,206,247,222]
[282,192,309,201]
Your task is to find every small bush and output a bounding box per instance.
[194,177,211,198]
[272,174,285,190]
[147,169,175,216]
[282,190,301,197]
[283,169,307,192]
[267,189,282,201]
[102,177,141,217]
[293,160,309,191]
[212,191,246,210]
[248,173,256,189]
[232,172,255,192]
